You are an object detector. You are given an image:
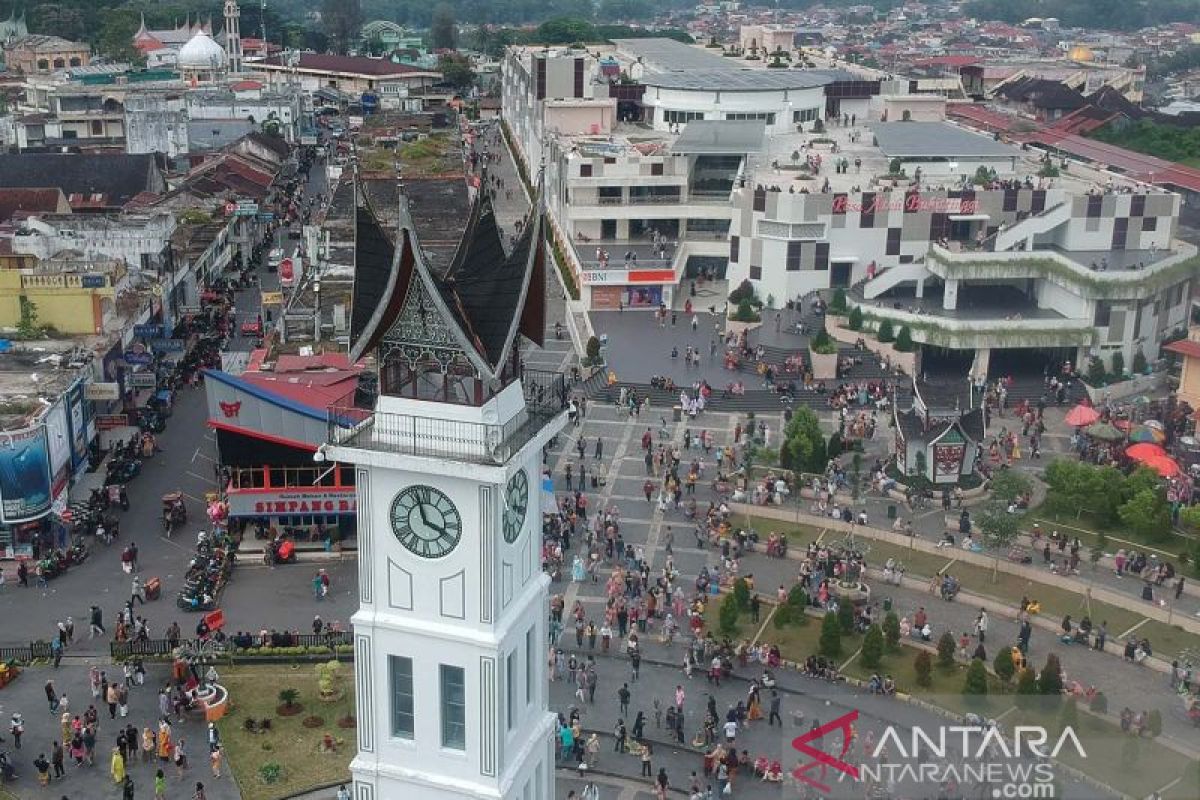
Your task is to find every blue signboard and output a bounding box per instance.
[150,339,185,353]
[361,93,379,112]
[124,351,154,366]
[81,274,106,288]
[0,425,52,523]
[133,324,164,338]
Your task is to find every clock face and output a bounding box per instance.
[389,485,462,559]
[502,469,529,544]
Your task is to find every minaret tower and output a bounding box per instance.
[327,170,562,800]
[223,0,243,74]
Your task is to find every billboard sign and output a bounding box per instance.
[67,384,87,468]
[0,425,53,523]
[84,383,121,401]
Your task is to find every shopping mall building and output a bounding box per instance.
[502,36,1197,374]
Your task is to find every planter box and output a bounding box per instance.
[725,319,761,335]
[1082,372,1165,404]
[809,349,838,380]
[826,314,918,376]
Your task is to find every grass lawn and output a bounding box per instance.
[221,664,356,800]
[751,513,1200,657]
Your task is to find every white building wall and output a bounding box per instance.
[640,84,825,135]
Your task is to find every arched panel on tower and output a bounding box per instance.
[386,559,413,610]
[521,537,533,584]
[357,467,373,603]
[440,570,466,619]
[501,561,514,609]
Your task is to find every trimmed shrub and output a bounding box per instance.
[1015,667,1039,708]
[718,593,740,636]
[877,318,895,343]
[861,624,884,669]
[1038,653,1064,700]
[936,631,956,668]
[882,611,900,651]
[914,651,932,687]
[993,647,1015,683]
[830,288,848,313]
[894,326,913,352]
[847,306,863,331]
[732,578,751,611]
[1089,691,1107,714]
[836,600,855,634]
[819,611,843,659]
[963,659,988,699]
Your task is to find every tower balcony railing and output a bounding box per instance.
[327,370,567,465]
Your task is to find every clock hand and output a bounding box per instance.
[418,504,431,528]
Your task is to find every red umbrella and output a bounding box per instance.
[1064,404,1100,427]
[1126,442,1167,462]
[1141,454,1182,477]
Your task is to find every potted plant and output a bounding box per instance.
[808,326,839,380]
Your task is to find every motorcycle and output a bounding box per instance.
[162,493,186,536]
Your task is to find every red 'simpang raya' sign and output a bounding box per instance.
[225,488,356,517]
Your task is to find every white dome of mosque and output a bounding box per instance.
[177,30,226,70]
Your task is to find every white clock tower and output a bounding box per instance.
[327,176,565,800]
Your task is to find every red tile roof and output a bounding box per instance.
[0,187,64,221]
[262,53,435,77]
[229,80,264,91]
[1028,131,1200,194]
[1165,339,1200,360]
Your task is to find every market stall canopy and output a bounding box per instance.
[1125,442,1167,461]
[1083,422,1123,441]
[1128,425,1166,444]
[1064,404,1100,427]
[1140,454,1181,477]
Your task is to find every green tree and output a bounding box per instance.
[993,646,1015,683]
[819,610,842,659]
[97,8,145,65]
[732,577,751,611]
[718,593,740,636]
[882,611,900,651]
[531,16,596,44]
[876,318,895,343]
[894,326,913,352]
[976,500,1023,581]
[847,306,863,331]
[439,56,476,89]
[1118,487,1172,543]
[1042,460,1125,526]
[914,651,933,687]
[787,584,809,611]
[31,4,86,41]
[830,287,848,313]
[989,470,1032,505]
[861,624,884,669]
[963,659,988,700]
[322,0,364,54]
[1086,356,1106,386]
[1089,691,1107,714]
[431,3,458,49]
[1090,531,1108,570]
[1037,653,1063,702]
[773,604,794,628]
[585,335,601,366]
[936,631,956,668]
[779,407,827,475]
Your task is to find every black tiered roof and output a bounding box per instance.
[347,175,546,382]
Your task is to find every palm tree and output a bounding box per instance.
[278,688,300,710]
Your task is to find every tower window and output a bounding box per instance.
[388,656,414,739]
[439,664,466,750]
